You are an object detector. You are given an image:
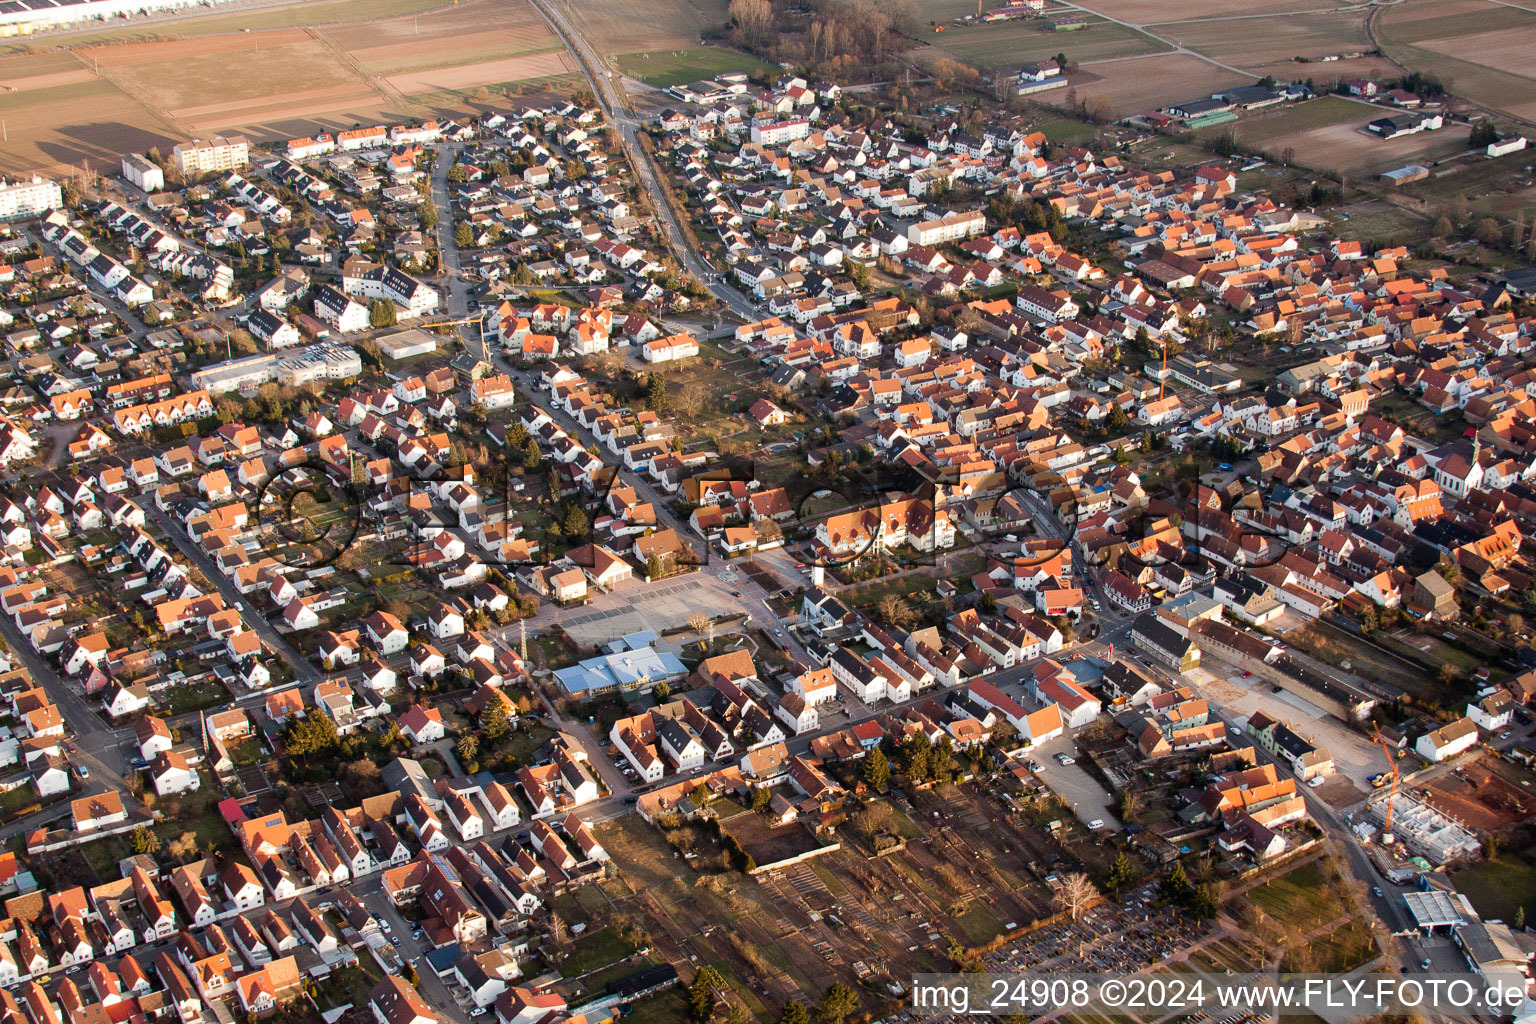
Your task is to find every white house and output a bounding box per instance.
[1415,717,1479,762]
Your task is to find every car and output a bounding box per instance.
[1499,731,1511,740]
[76,765,89,780]
[774,629,785,637]
[1372,886,1383,897]
[1307,776,1326,788]
[471,1009,489,1018]
[379,919,392,933]
[1056,753,1075,765]
[623,795,638,804]
[1241,670,1252,678]
[1087,819,1105,830]
[389,936,401,946]
[1218,462,1233,472]
[1421,958,1432,970]
[794,563,806,569]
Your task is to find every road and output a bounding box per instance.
[145,506,322,689]
[0,607,134,799]
[523,0,763,321]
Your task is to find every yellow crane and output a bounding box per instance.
[1370,722,1401,836]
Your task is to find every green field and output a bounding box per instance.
[613,47,772,87]
[1452,853,1536,924]
[919,19,1162,72]
[1198,95,1367,146]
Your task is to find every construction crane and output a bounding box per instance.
[1370,722,1402,837]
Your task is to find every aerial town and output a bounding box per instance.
[0,1,1534,1024]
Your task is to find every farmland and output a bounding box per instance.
[1059,53,1247,119]
[916,18,1163,73]
[614,47,773,88]
[1197,95,1466,175]
[565,0,731,55]
[0,0,577,176]
[1376,0,1536,123]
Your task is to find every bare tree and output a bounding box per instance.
[1055,872,1097,921]
[1055,872,1099,956]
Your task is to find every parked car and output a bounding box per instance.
[1087,819,1105,830]
[1307,776,1326,788]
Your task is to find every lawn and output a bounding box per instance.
[560,925,638,977]
[1452,853,1536,924]
[614,47,773,88]
[1198,95,1366,147]
[1247,859,1341,930]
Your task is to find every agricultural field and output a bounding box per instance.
[0,54,175,180]
[1159,11,1375,74]
[1058,53,1247,118]
[91,32,376,129]
[614,46,773,88]
[915,18,1163,73]
[565,0,731,56]
[1200,94,1468,175]
[0,0,575,176]
[1376,0,1536,123]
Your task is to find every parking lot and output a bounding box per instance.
[1028,733,1122,830]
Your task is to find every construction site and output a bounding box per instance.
[1361,790,1481,865]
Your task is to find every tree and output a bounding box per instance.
[131,825,161,855]
[780,1002,811,1024]
[482,699,511,742]
[1106,851,1136,890]
[852,802,894,840]
[817,982,859,1024]
[561,503,589,538]
[1515,905,1526,930]
[283,710,340,759]
[456,734,480,763]
[1475,217,1505,247]
[687,965,724,1022]
[522,437,543,470]
[1160,862,1194,903]
[1469,120,1500,148]
[418,202,439,230]
[402,962,420,988]
[863,748,891,792]
[876,594,916,629]
[1054,871,1097,922]
[647,553,665,580]
[167,831,200,860]
[751,786,773,813]
[654,680,672,700]
[339,758,384,802]
[646,372,671,413]
[453,221,474,247]
[369,300,397,328]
